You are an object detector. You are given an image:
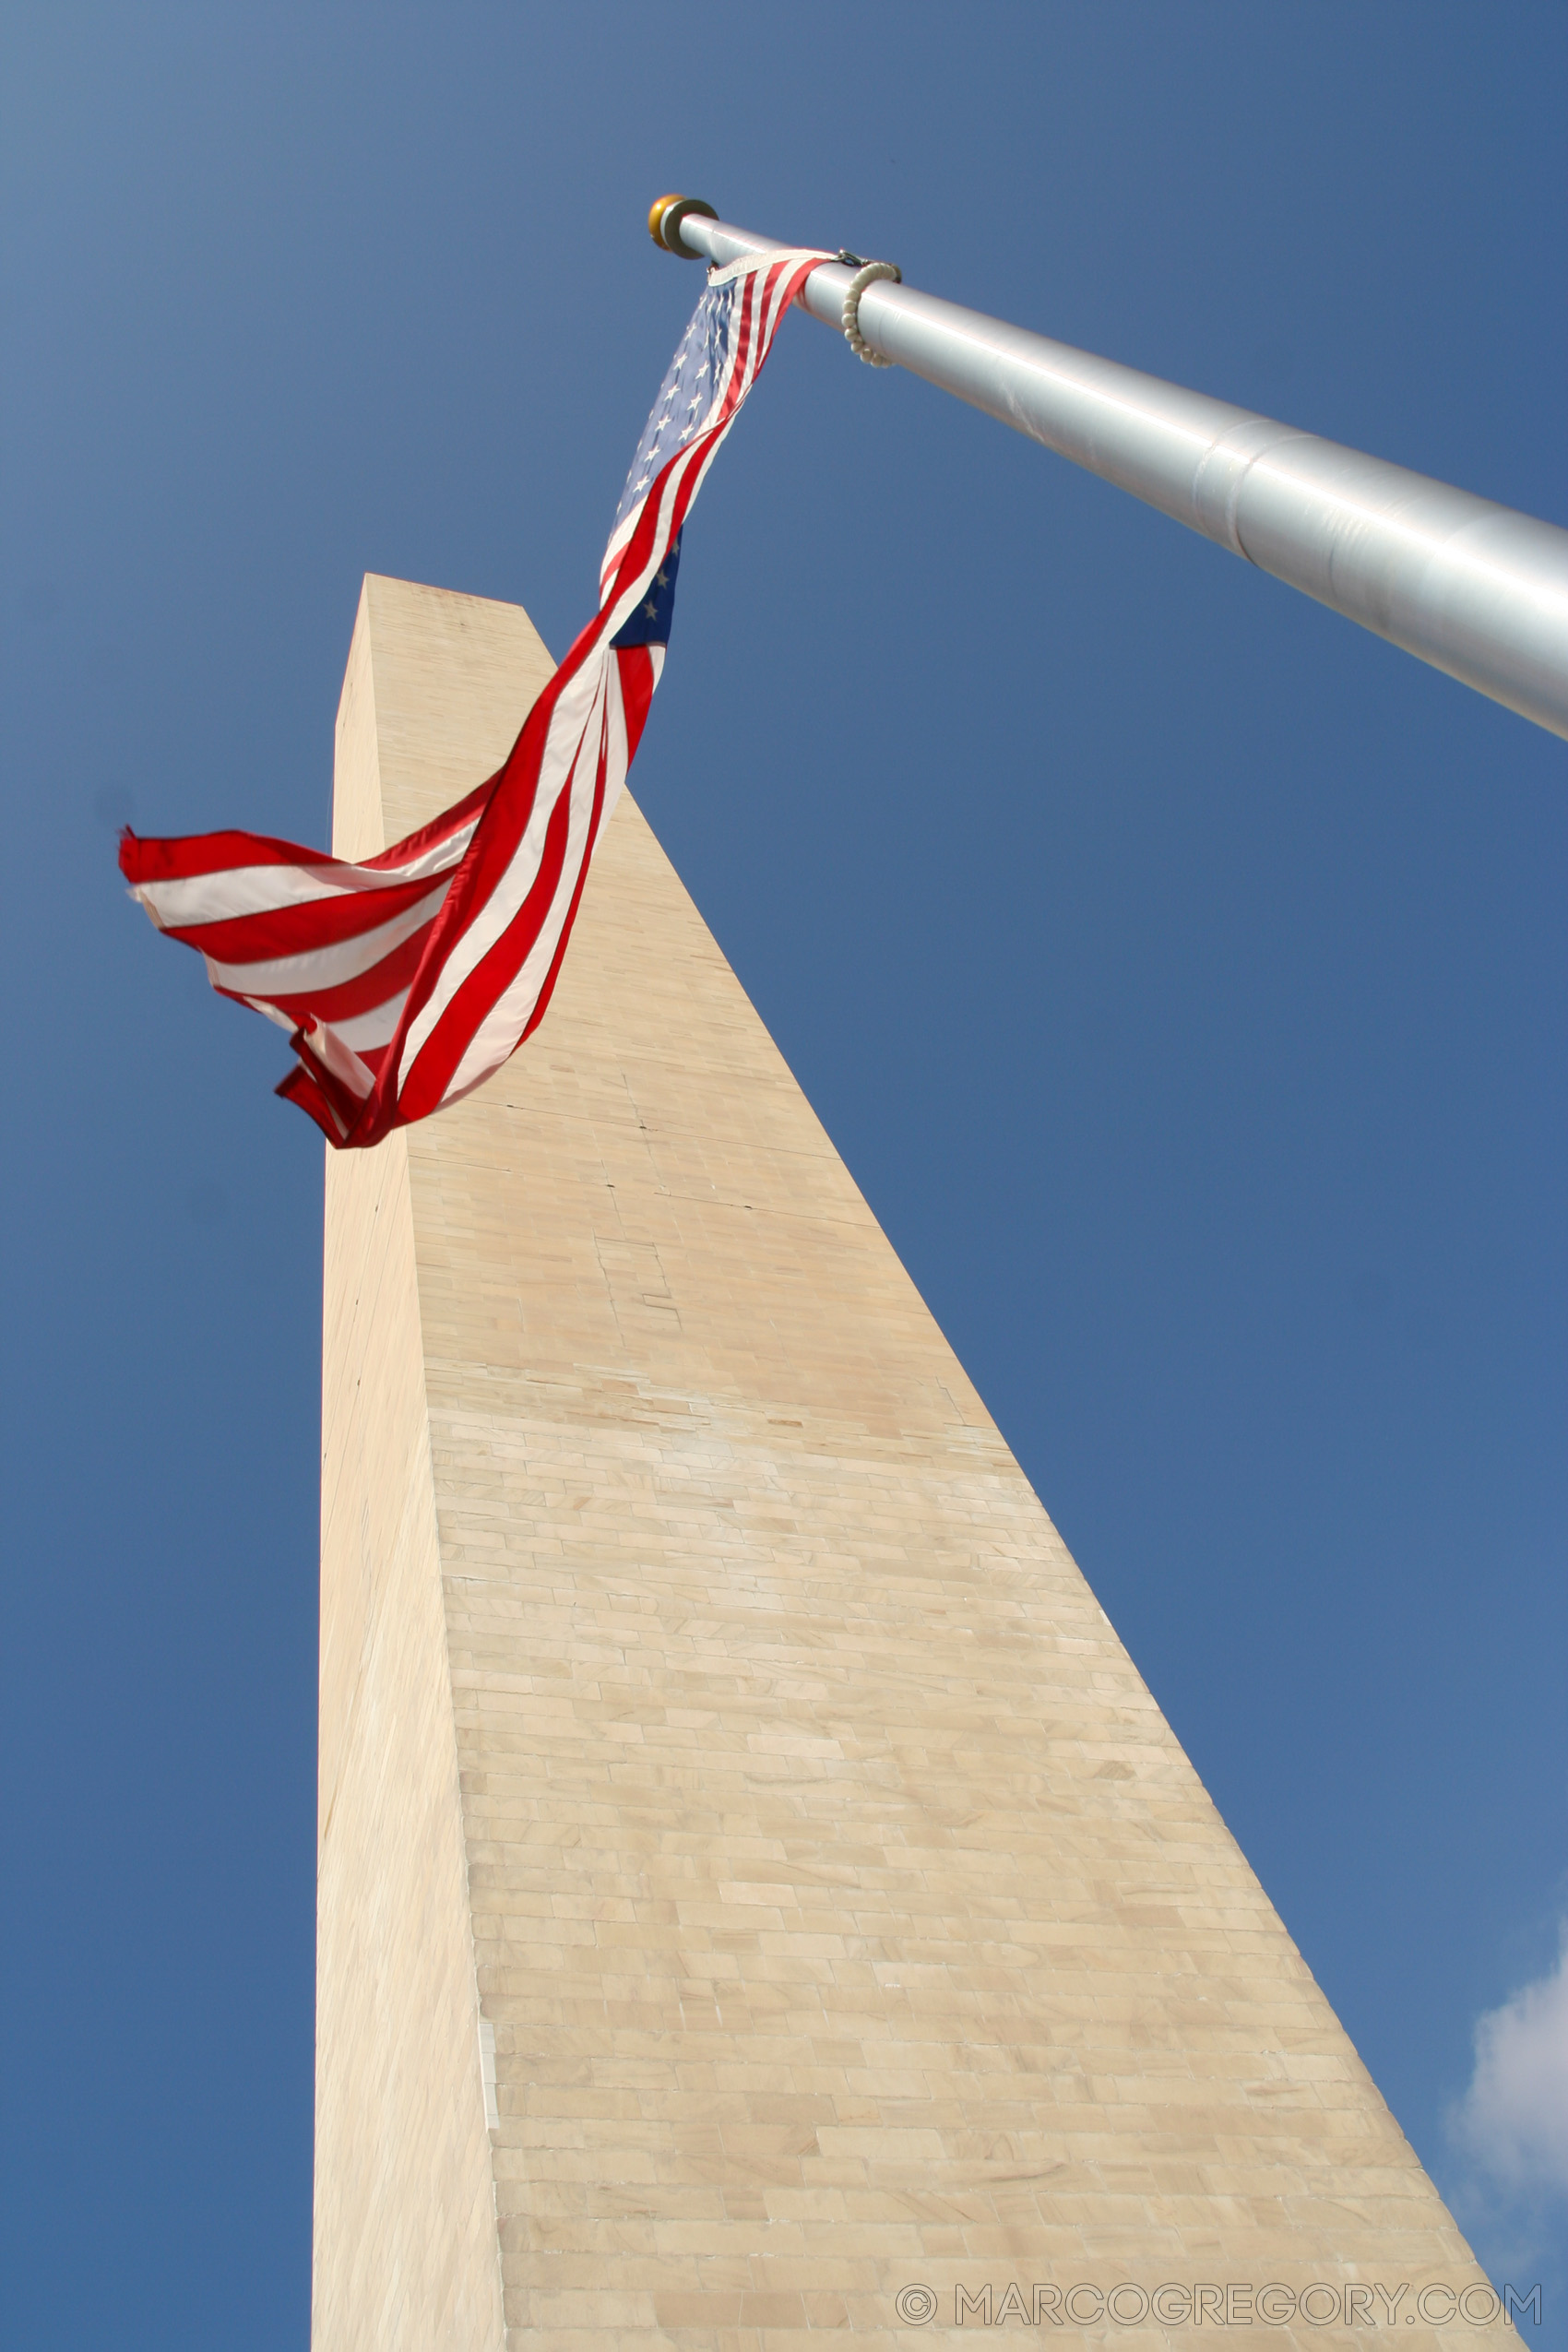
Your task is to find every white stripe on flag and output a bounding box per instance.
[440,670,619,1104]
[201,882,448,993]
[134,825,479,930]
[397,656,609,1079]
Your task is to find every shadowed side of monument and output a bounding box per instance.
[315,575,1502,2352]
[313,578,556,2350]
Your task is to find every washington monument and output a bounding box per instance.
[310,569,1505,2349]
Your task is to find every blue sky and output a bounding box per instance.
[1,4,1563,2342]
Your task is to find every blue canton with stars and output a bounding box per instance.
[610,530,683,648]
[611,278,737,539]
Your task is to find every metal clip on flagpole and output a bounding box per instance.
[648,196,1568,742]
[837,254,902,367]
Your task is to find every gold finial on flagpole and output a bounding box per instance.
[647,194,718,257]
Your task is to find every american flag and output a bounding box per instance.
[120,245,827,1148]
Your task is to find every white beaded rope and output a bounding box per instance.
[839,255,901,366]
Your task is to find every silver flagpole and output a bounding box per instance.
[649,197,1568,742]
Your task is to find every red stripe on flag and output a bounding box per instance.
[395,714,600,1123]
[161,872,445,962]
[232,922,432,1027]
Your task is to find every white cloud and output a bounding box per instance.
[1452,1929,1568,2200]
